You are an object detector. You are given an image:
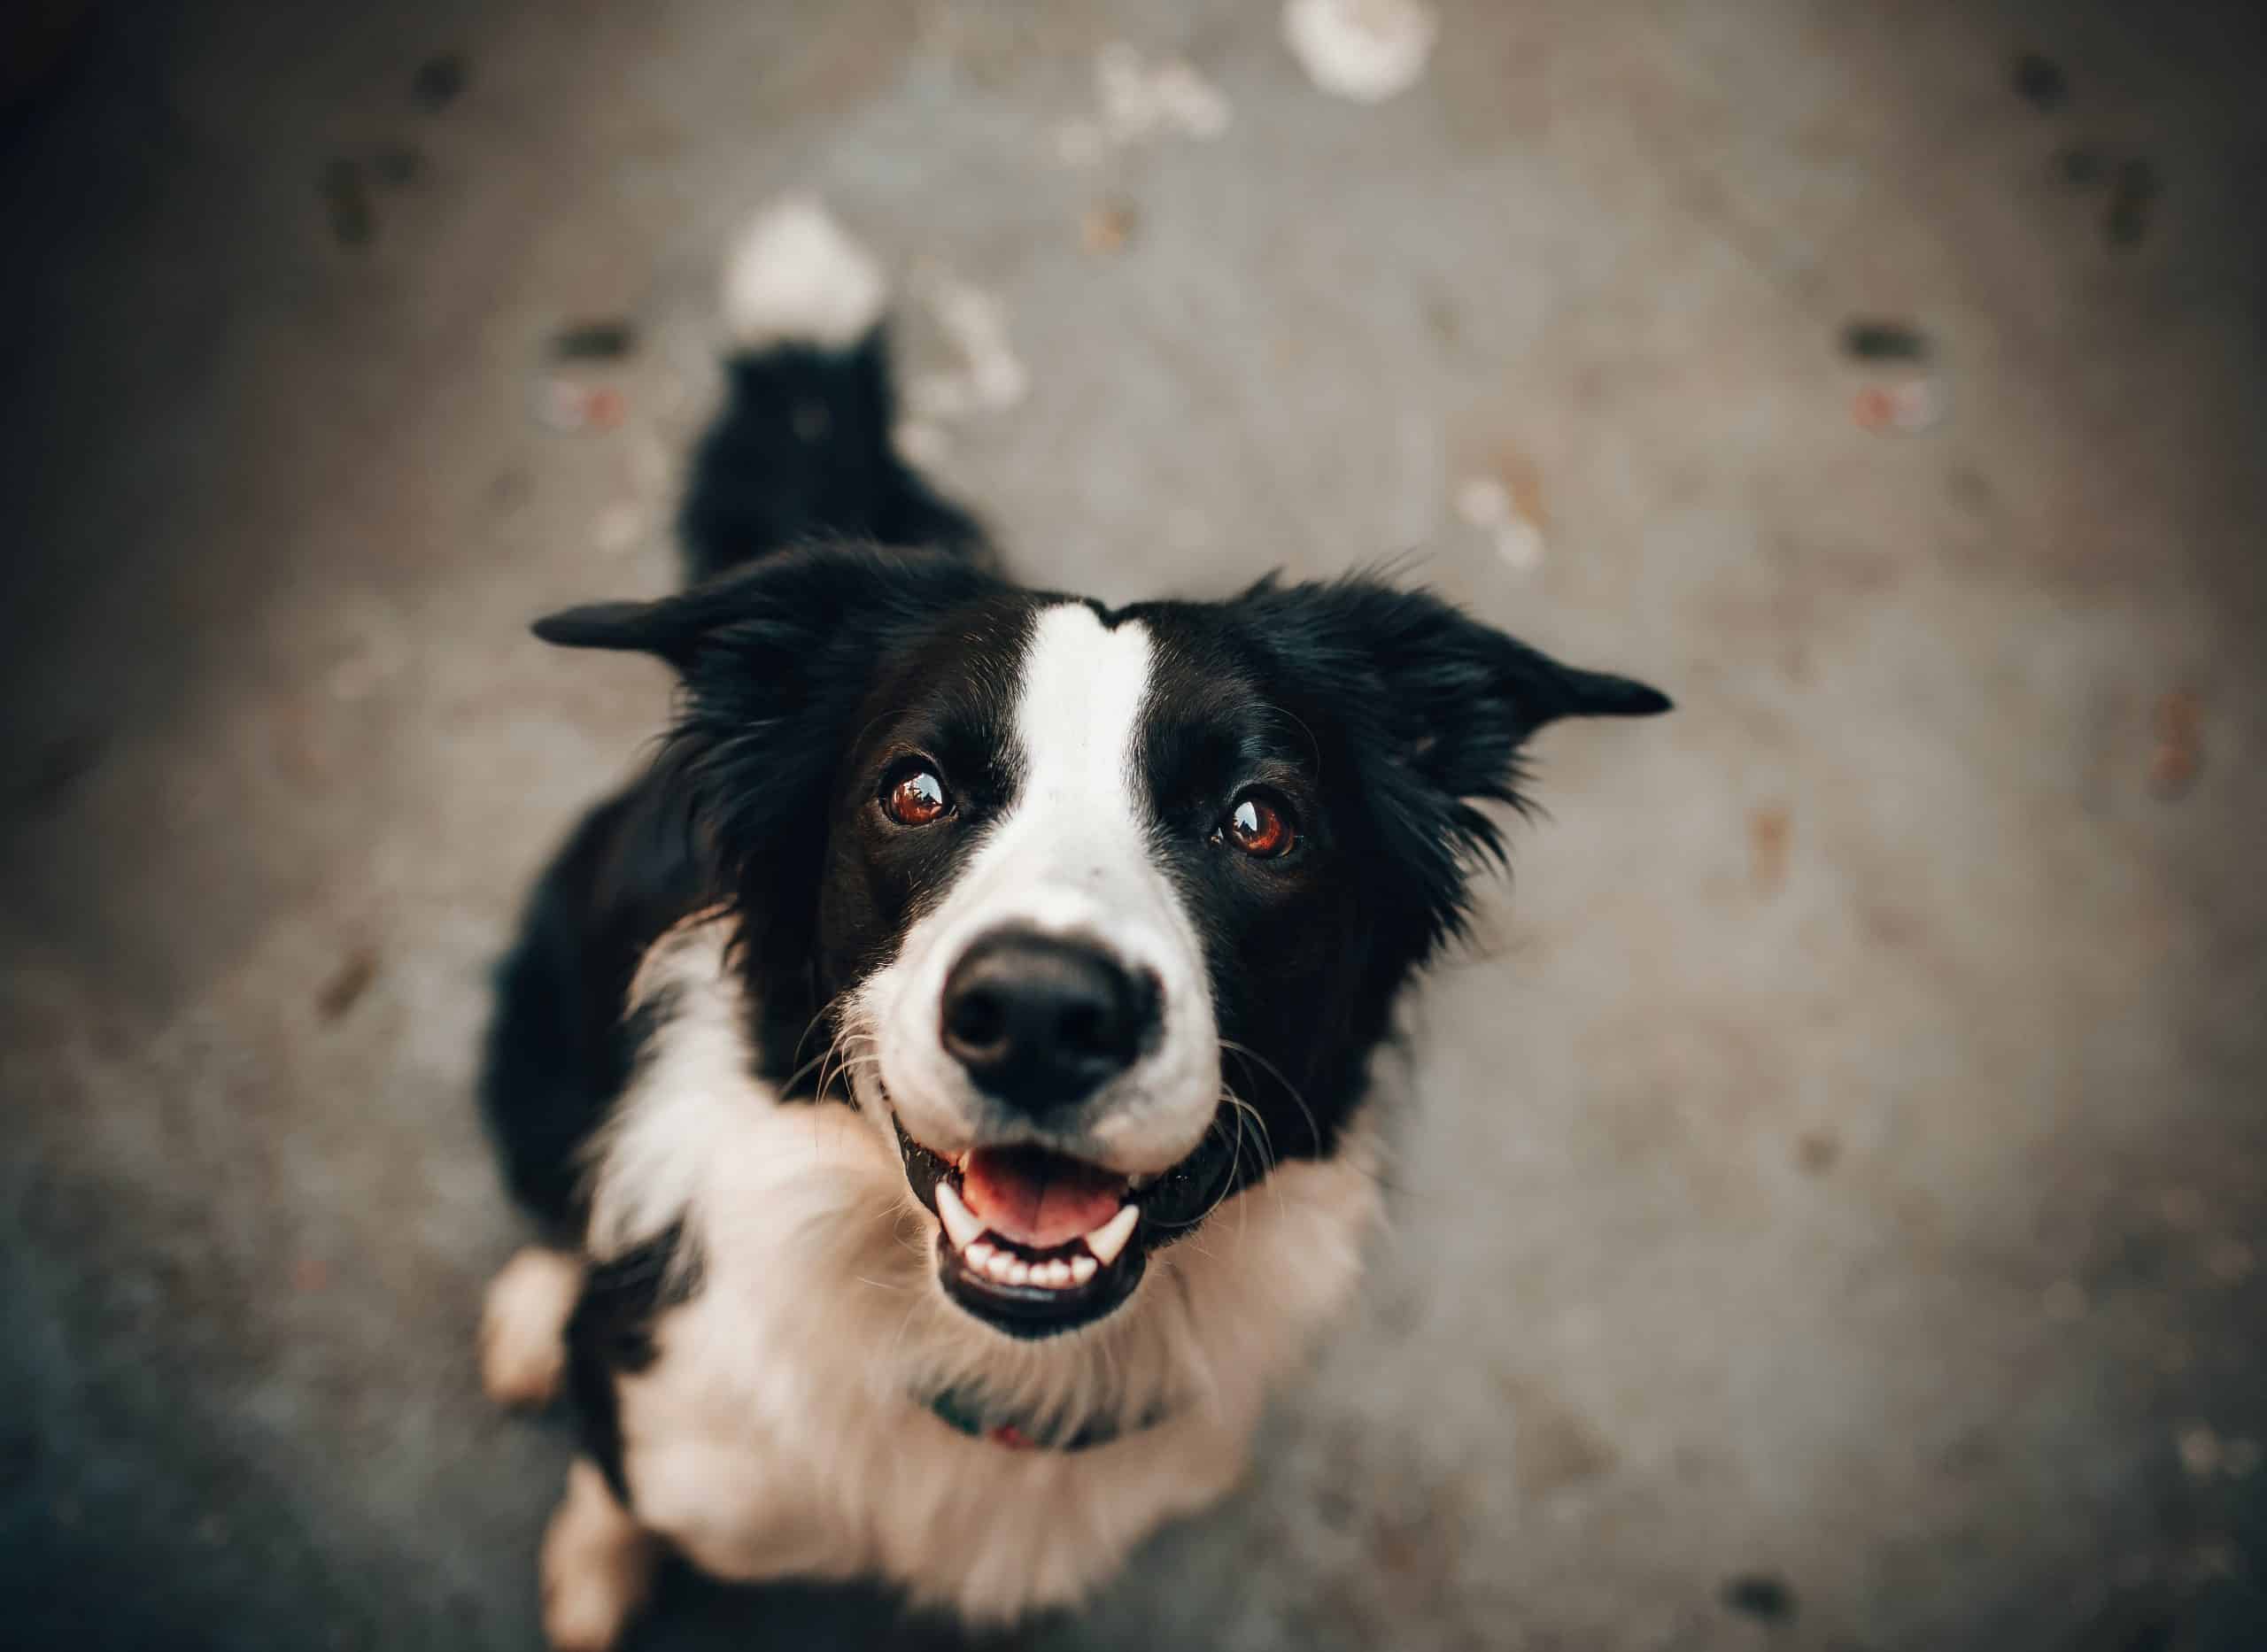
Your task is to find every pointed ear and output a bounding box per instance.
[1234,575,1669,949]
[530,544,994,676]
[531,597,704,665]
[1469,633,1673,756]
[527,544,1000,887]
[1240,575,1669,794]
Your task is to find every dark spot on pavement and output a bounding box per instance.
[1947,465,1993,513]
[1797,1130,1840,1175]
[1425,294,1460,347]
[1722,1573,1798,1622]
[2055,144,2108,189]
[1079,199,1138,256]
[372,143,425,188]
[2011,51,2068,112]
[412,53,468,112]
[320,158,372,247]
[2106,157,2158,248]
[2147,689,2201,799]
[550,320,641,362]
[1840,320,1930,362]
[488,467,533,513]
[1501,1375,1621,1497]
[316,946,380,1023]
[1749,804,1792,895]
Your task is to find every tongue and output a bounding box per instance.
[960,1146,1126,1249]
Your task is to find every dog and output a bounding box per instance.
[475,198,1669,1649]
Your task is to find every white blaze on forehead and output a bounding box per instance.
[1013,602,1151,825]
[944,601,1163,945]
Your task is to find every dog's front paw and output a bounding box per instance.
[480,1246,583,1409]
[541,1459,656,1652]
[542,1567,640,1652]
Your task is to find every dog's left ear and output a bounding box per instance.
[1240,574,1669,785]
[1238,575,1669,944]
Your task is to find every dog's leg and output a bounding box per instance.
[480,1245,584,1409]
[541,1457,658,1652]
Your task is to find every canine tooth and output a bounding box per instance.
[964,1240,995,1269]
[934,1182,983,1250]
[1070,1254,1098,1285]
[1084,1204,1140,1267]
[1006,1260,1032,1286]
[986,1251,1017,1282]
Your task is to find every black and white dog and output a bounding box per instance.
[476,200,1668,1649]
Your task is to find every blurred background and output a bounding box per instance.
[4,1,2264,1648]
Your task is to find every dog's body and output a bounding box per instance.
[477,201,1667,1649]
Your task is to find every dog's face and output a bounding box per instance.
[538,548,1667,1340]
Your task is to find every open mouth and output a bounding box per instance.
[891,1111,1238,1339]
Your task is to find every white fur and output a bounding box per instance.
[858,602,1222,1173]
[480,1245,584,1409]
[721,197,887,351]
[1282,0,1438,104]
[541,1459,657,1652]
[565,917,1381,1631]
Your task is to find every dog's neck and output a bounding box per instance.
[921,1382,1172,1452]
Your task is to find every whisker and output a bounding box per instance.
[1219,1038,1322,1158]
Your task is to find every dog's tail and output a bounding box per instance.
[677,197,986,586]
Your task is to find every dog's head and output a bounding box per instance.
[538,546,1667,1339]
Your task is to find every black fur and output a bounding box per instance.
[479,784,709,1232]
[479,292,1669,1481]
[1126,583,1668,1177]
[677,333,985,585]
[564,1224,700,1504]
[532,547,1028,1094]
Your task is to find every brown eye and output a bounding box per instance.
[1222,791,1296,859]
[882,767,951,827]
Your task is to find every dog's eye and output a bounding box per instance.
[881,764,952,827]
[1217,791,1296,859]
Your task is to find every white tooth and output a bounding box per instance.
[1006,1260,1032,1286]
[1070,1254,1098,1285]
[1084,1204,1140,1267]
[1039,1261,1070,1289]
[986,1252,1017,1282]
[964,1240,995,1269]
[934,1182,982,1250]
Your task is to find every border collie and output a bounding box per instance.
[476,198,1668,1650]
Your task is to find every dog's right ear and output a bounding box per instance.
[531,543,992,676]
[531,544,999,900]
[531,597,703,665]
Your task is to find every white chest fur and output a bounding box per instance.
[585,920,1380,1623]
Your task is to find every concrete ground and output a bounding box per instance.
[4,1,2264,1648]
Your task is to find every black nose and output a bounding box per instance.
[939,930,1157,1113]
